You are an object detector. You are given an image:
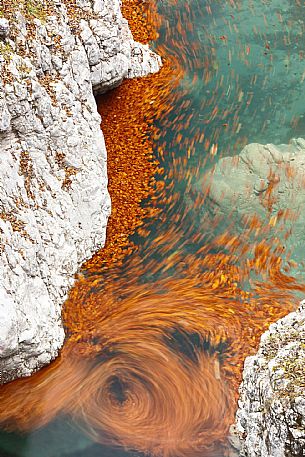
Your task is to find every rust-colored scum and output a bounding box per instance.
[82,1,175,272]
[1,3,305,457]
[121,0,160,43]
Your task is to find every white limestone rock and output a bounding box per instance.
[0,0,161,383]
[0,99,11,132]
[78,0,161,93]
[236,302,305,457]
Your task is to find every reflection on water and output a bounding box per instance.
[1,0,305,456]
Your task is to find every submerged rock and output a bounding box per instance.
[0,0,161,383]
[202,138,305,264]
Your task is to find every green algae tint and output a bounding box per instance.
[1,1,305,456]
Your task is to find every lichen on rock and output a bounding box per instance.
[0,0,161,383]
[236,302,305,457]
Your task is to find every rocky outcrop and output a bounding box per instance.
[236,302,305,457]
[0,0,161,383]
[201,139,305,455]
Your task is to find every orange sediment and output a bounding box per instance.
[0,230,302,456]
[121,1,161,43]
[84,67,172,270]
[82,1,178,271]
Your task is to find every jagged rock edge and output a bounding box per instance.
[0,0,161,383]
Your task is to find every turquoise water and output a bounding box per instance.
[157,0,305,153]
[1,1,305,456]
[133,0,305,280]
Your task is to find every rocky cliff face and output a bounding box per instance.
[0,0,161,384]
[201,140,305,455]
[236,302,305,457]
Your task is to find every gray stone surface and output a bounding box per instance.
[0,0,161,383]
[236,302,305,457]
